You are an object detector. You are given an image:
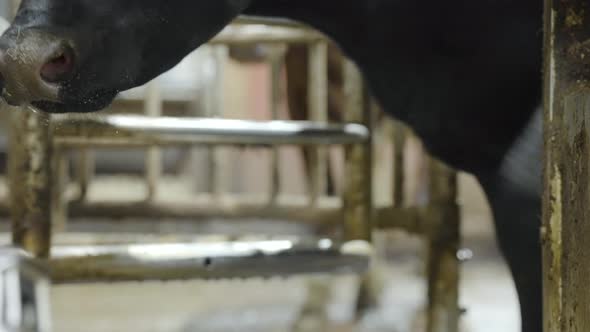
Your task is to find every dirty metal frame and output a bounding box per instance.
[50,22,374,241]
[7,17,374,277]
[542,1,590,332]
[5,14,460,332]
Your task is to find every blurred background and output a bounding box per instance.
[0,5,518,332]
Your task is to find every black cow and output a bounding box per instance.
[0,1,543,331]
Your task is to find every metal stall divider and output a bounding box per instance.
[3,16,462,332]
[4,20,374,332]
[2,0,53,330]
[144,79,163,201]
[208,45,229,201]
[268,44,286,205]
[308,40,329,207]
[542,1,590,332]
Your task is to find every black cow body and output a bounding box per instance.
[0,1,544,331]
[252,4,545,331]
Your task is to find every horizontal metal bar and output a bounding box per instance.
[66,197,343,228]
[67,203,435,235]
[53,115,369,148]
[43,238,372,283]
[0,195,438,236]
[211,23,323,45]
[235,15,305,28]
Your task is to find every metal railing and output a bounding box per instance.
[2,15,461,332]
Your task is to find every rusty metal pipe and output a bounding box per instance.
[144,79,163,201]
[52,115,369,147]
[342,60,372,242]
[211,24,322,45]
[308,41,329,206]
[44,238,372,283]
[268,45,286,204]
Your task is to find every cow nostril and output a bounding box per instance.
[40,46,75,83]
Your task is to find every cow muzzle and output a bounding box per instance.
[0,28,75,106]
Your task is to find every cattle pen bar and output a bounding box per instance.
[2,13,462,332]
[42,237,371,283]
[235,15,304,28]
[52,115,370,147]
[210,21,324,45]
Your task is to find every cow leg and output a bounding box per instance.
[481,177,542,332]
[477,109,543,332]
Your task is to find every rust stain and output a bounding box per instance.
[549,164,563,305]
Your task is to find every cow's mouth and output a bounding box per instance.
[30,88,119,113]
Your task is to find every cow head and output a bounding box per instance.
[0,0,250,113]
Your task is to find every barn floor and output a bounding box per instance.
[44,175,520,332]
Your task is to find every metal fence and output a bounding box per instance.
[1,13,461,332]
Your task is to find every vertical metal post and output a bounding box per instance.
[75,148,94,202]
[6,0,52,259]
[308,41,328,206]
[542,1,590,331]
[51,150,69,232]
[8,108,53,258]
[425,159,460,332]
[145,79,162,201]
[293,42,330,332]
[207,45,229,200]
[342,60,372,241]
[392,120,407,207]
[269,45,285,204]
[185,48,212,194]
[342,61,378,320]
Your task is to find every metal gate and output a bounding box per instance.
[0,11,461,332]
